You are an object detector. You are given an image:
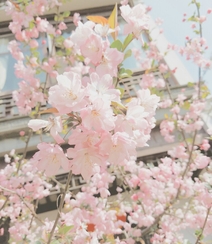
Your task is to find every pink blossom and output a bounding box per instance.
[159,99,172,108]
[13,81,45,114]
[200,139,210,151]
[87,72,121,103]
[73,13,81,26]
[19,131,25,136]
[94,24,117,37]
[67,147,102,181]
[100,132,136,165]
[58,21,67,30]
[28,116,65,144]
[133,89,159,116]
[120,4,150,38]
[194,154,210,169]
[207,9,212,14]
[80,33,103,65]
[80,98,115,132]
[96,47,124,77]
[159,63,168,73]
[121,0,128,5]
[156,78,165,88]
[140,73,155,88]
[198,16,206,23]
[146,6,152,12]
[48,72,86,114]
[176,93,187,105]
[168,145,188,159]
[36,17,49,32]
[160,120,175,142]
[63,38,73,49]
[155,18,163,26]
[29,39,39,49]
[8,40,24,60]
[32,142,70,176]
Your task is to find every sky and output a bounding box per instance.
[142,0,212,91]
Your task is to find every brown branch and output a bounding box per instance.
[0,186,44,225]
[195,207,211,244]
[47,170,72,244]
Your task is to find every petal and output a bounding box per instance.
[28,119,49,131]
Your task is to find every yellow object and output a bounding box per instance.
[86,15,108,26]
[108,3,118,40]
[87,3,118,40]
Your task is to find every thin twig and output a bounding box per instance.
[47,170,72,244]
[164,74,190,151]
[0,196,9,211]
[118,167,147,215]
[0,186,44,225]
[195,207,211,244]
[28,199,39,230]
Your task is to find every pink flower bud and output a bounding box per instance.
[58,22,67,30]
[29,39,38,49]
[56,29,61,35]
[19,131,25,136]
[207,9,212,14]
[146,6,152,12]
[199,16,206,23]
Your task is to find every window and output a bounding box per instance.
[0,33,17,92]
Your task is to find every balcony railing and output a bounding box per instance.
[0,70,172,121]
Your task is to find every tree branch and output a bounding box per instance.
[47,170,72,244]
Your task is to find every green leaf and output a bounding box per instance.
[151,59,155,68]
[195,229,202,236]
[56,50,65,57]
[29,21,35,29]
[119,68,133,79]
[142,42,149,51]
[59,225,73,235]
[36,68,42,75]
[201,84,210,98]
[31,49,39,58]
[58,16,64,22]
[194,30,200,34]
[123,34,134,51]
[55,36,65,48]
[186,138,193,144]
[187,82,194,87]
[196,2,200,8]
[163,72,171,79]
[202,91,210,99]
[56,36,65,44]
[182,101,190,110]
[63,11,70,18]
[187,16,198,22]
[49,34,54,39]
[111,101,127,115]
[124,49,132,60]
[54,15,58,21]
[117,87,125,98]
[110,40,123,51]
[77,54,84,62]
